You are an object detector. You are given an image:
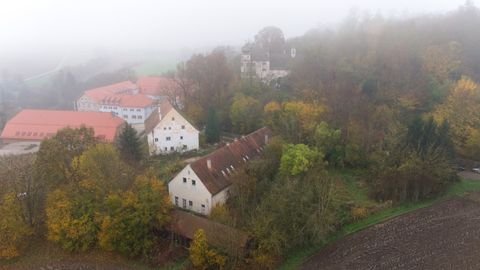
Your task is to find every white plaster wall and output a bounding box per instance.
[212,187,230,209]
[76,95,99,111]
[150,109,199,155]
[168,165,213,215]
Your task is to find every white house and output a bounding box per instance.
[168,127,272,215]
[76,81,157,126]
[240,43,296,84]
[144,100,199,155]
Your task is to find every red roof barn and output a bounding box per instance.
[0,110,125,143]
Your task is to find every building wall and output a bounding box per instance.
[212,187,230,209]
[76,95,100,111]
[147,109,199,155]
[168,165,213,215]
[99,105,154,125]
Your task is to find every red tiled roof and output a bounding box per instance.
[137,76,180,96]
[84,81,154,108]
[189,127,272,195]
[0,110,125,142]
[85,81,137,101]
[99,94,154,108]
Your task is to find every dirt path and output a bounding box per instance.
[302,197,480,270]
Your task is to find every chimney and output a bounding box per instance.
[265,134,269,144]
[207,159,212,170]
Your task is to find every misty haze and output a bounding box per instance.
[1,1,480,269]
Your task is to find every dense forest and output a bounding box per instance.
[1,2,480,269]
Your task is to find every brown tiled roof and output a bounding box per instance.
[143,100,173,134]
[190,127,272,195]
[170,209,249,252]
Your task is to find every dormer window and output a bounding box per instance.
[221,170,226,176]
[230,165,235,170]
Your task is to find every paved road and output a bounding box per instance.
[459,171,480,180]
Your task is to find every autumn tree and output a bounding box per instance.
[35,127,97,188]
[99,173,172,257]
[189,229,227,270]
[372,117,457,202]
[46,144,131,251]
[433,76,480,157]
[230,94,262,134]
[0,193,33,259]
[0,154,41,226]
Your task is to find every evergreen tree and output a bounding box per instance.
[117,124,143,164]
[205,107,220,143]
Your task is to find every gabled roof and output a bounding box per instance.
[144,100,174,134]
[84,81,137,101]
[189,127,272,195]
[137,76,180,97]
[0,110,125,142]
[83,81,155,108]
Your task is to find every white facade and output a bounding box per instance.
[168,165,230,215]
[169,165,212,215]
[99,105,155,125]
[76,95,100,111]
[76,94,155,125]
[146,108,199,155]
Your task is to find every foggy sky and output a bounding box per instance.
[0,0,471,55]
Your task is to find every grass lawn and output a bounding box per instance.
[280,174,480,270]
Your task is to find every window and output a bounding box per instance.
[181,125,185,129]
[183,177,187,183]
[175,196,178,206]
[180,136,183,140]
[123,115,128,119]
[189,200,193,207]
[168,127,171,130]
[164,127,166,130]
[172,117,175,121]
[192,180,196,186]
[166,137,171,141]
[201,204,205,208]
[138,115,142,119]
[182,199,186,208]
[183,145,187,150]
[132,115,137,119]
[130,109,134,111]
[164,147,167,151]
[123,108,127,111]
[154,138,158,142]
[170,146,174,151]
[136,109,141,112]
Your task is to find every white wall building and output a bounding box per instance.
[76,81,157,126]
[168,127,272,215]
[144,101,199,155]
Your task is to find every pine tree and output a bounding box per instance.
[117,124,143,164]
[205,107,220,143]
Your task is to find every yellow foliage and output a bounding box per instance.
[0,193,33,259]
[433,76,480,154]
[264,101,281,113]
[351,207,369,221]
[189,229,227,270]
